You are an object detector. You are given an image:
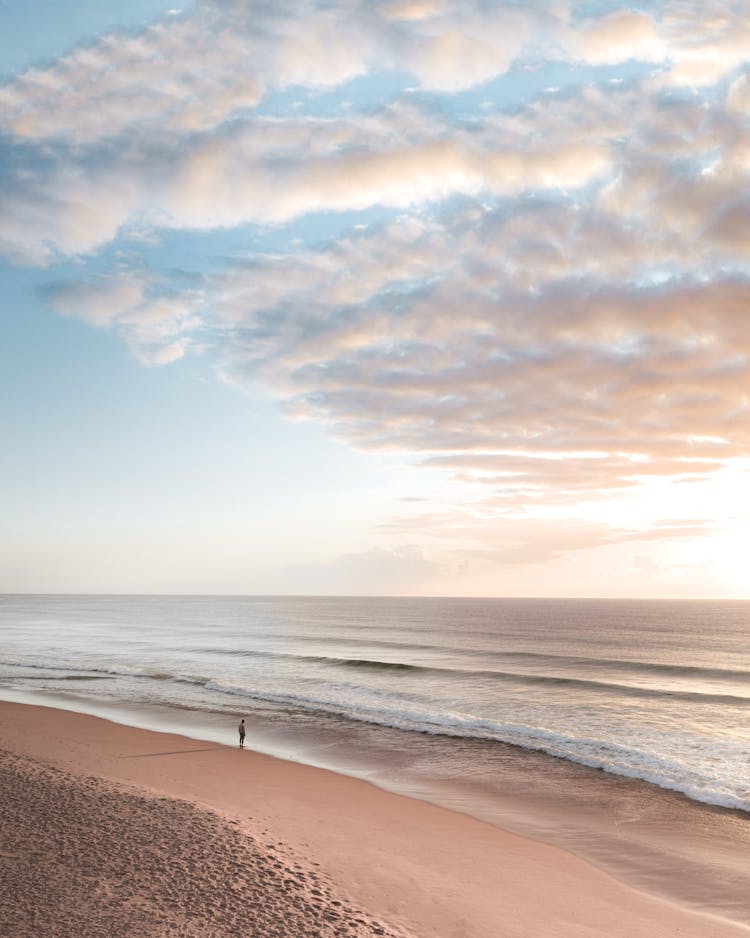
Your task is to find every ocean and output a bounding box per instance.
[2,595,750,922]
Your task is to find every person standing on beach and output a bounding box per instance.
[238,718,246,748]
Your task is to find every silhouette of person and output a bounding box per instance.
[238,718,246,748]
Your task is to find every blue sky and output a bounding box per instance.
[2,0,750,596]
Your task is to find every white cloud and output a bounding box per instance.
[0,102,613,264]
[2,1,747,267]
[7,0,750,573]
[583,11,663,64]
[0,0,561,146]
[42,274,202,364]
[663,5,750,87]
[380,1,444,22]
[39,274,146,326]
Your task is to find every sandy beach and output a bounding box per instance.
[1,700,747,938]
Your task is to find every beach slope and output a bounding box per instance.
[0,701,746,938]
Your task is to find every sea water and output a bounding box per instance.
[3,595,750,922]
[1,594,748,812]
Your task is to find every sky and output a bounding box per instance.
[1,0,750,597]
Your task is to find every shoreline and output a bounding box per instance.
[2,700,749,937]
[3,684,750,925]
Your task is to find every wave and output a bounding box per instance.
[506,654,750,684]
[201,679,750,814]
[185,642,750,685]
[323,658,750,705]
[61,675,112,681]
[334,658,422,671]
[0,658,210,687]
[0,659,158,679]
[175,674,213,686]
[240,652,750,705]
[467,670,750,706]
[2,656,747,814]
[0,673,112,682]
[176,645,750,695]
[3,653,747,706]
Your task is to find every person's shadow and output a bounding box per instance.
[122,747,223,758]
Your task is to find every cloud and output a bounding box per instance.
[280,545,442,593]
[39,274,146,326]
[380,1,444,22]
[41,273,202,364]
[0,100,613,264]
[423,453,724,500]
[0,0,561,146]
[727,71,750,112]
[40,159,750,498]
[583,11,662,65]
[1,1,743,147]
[663,5,750,87]
[204,206,750,465]
[2,1,747,267]
[380,510,714,567]
[8,0,750,572]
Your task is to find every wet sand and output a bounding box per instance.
[1,700,747,938]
